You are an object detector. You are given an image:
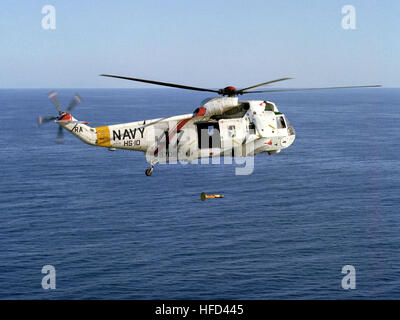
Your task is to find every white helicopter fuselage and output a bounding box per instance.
[58,97,295,171]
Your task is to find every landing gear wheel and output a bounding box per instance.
[145,167,153,176]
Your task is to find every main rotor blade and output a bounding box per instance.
[56,126,64,144]
[242,85,382,94]
[48,91,62,114]
[238,77,292,93]
[66,94,82,112]
[100,74,220,93]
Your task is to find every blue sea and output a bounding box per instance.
[0,88,399,299]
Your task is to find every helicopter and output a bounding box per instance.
[38,75,380,176]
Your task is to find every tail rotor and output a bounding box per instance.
[38,91,84,144]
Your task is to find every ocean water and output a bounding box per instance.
[0,88,399,299]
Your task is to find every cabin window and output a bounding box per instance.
[228,125,236,138]
[197,123,221,149]
[276,116,286,129]
[248,122,256,134]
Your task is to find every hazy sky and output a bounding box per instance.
[0,0,398,88]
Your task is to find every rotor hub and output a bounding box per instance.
[58,112,72,121]
[219,86,237,96]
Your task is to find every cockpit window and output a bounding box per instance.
[276,116,286,129]
[264,102,275,111]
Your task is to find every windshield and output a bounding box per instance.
[276,116,286,129]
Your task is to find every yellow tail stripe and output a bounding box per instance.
[96,126,111,147]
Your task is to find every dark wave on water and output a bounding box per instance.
[0,88,399,299]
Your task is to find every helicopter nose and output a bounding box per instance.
[280,134,295,149]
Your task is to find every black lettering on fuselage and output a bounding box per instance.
[112,127,145,141]
[122,129,130,140]
[113,130,121,141]
[129,129,136,139]
[137,127,145,138]
[123,140,141,147]
[71,124,83,133]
